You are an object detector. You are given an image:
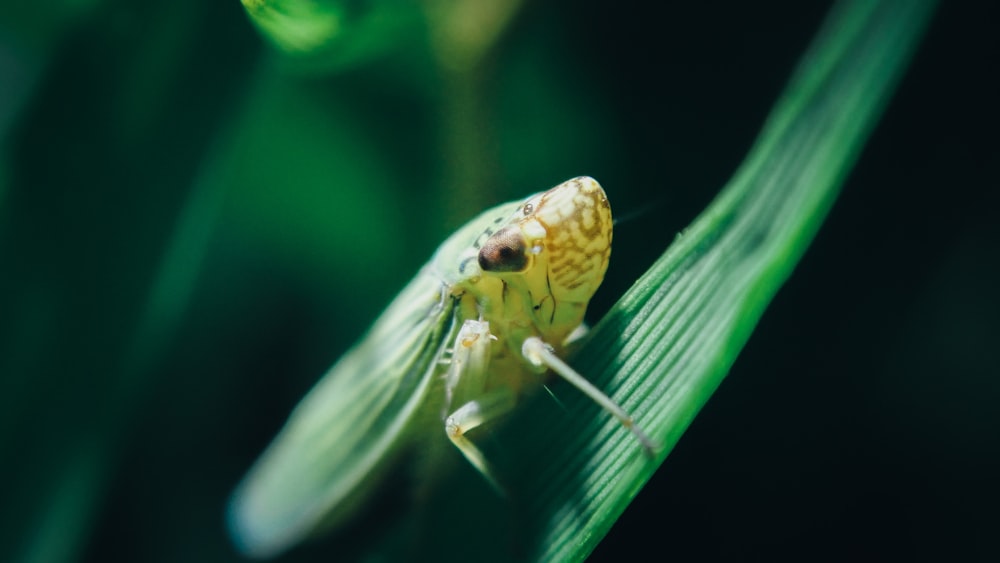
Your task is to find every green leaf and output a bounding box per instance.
[240,0,424,68]
[518,0,937,560]
[363,0,937,560]
[239,0,526,74]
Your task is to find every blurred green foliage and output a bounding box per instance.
[0,0,996,562]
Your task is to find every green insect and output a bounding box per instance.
[228,177,655,558]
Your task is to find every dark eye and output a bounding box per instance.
[522,203,534,216]
[477,226,528,272]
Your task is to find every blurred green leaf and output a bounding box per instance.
[0,3,259,561]
[0,2,103,50]
[239,0,527,75]
[218,70,404,294]
[240,0,425,69]
[241,0,346,53]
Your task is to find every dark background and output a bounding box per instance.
[0,1,996,561]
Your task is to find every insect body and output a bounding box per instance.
[228,177,654,558]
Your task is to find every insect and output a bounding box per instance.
[228,177,655,558]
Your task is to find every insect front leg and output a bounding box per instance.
[442,319,513,494]
[443,319,495,415]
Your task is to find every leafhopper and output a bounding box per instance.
[228,177,655,558]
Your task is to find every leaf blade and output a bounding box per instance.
[497,0,939,560]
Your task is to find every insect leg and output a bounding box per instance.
[441,319,512,493]
[445,389,515,495]
[443,319,495,417]
[522,337,659,454]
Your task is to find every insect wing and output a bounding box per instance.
[228,270,456,558]
[228,196,528,558]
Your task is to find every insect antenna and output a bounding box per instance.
[611,194,671,228]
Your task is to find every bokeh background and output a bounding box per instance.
[1,1,997,561]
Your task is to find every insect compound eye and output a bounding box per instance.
[477,226,529,272]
